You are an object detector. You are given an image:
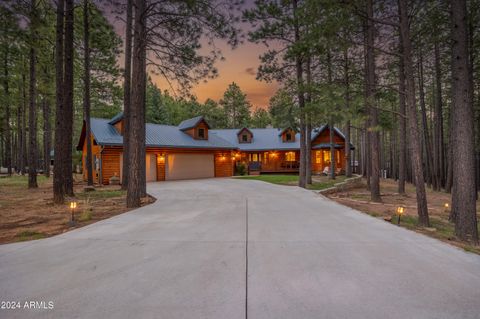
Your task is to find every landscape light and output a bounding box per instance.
[69,201,77,226]
[444,203,449,213]
[396,206,405,225]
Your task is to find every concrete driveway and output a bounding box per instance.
[1,179,480,319]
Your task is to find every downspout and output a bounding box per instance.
[99,145,104,185]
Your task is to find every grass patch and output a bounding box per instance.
[76,189,125,200]
[307,176,348,190]
[236,174,299,185]
[0,175,48,187]
[236,174,349,191]
[16,230,45,241]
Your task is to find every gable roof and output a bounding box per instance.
[278,127,295,136]
[236,127,253,136]
[83,118,234,150]
[77,114,354,151]
[311,125,345,141]
[178,115,210,131]
[108,112,124,125]
[211,128,301,151]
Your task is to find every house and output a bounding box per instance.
[77,113,354,184]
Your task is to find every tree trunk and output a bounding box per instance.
[344,48,352,177]
[433,39,445,190]
[53,0,65,203]
[16,86,22,173]
[83,0,93,186]
[329,123,336,180]
[42,98,51,177]
[449,0,478,244]
[418,55,434,188]
[366,0,380,201]
[3,43,11,176]
[122,0,133,190]
[127,0,147,208]
[28,0,38,189]
[21,70,27,175]
[398,35,406,194]
[63,0,74,196]
[293,0,306,188]
[398,0,429,226]
[305,56,312,185]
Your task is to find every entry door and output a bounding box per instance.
[166,153,214,180]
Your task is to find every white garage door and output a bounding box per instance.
[119,153,157,182]
[166,153,214,181]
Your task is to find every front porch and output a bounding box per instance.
[234,149,346,175]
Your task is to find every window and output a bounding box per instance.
[323,150,330,164]
[249,153,262,162]
[286,133,292,141]
[285,152,296,162]
[198,128,205,139]
[242,134,248,142]
[315,151,322,164]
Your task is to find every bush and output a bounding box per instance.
[235,162,247,176]
[79,209,93,222]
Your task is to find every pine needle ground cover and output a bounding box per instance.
[327,178,480,254]
[0,175,155,244]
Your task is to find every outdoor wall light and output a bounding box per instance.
[69,201,77,226]
[396,206,405,225]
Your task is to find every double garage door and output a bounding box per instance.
[166,153,215,181]
[120,153,215,182]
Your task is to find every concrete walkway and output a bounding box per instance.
[1,179,480,319]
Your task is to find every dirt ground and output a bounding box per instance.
[326,178,480,254]
[0,174,155,244]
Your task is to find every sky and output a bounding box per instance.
[108,2,279,109]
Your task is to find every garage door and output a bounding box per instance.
[166,153,214,181]
[120,153,157,182]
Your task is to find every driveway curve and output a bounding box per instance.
[1,178,480,319]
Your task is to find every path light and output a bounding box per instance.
[69,201,77,226]
[396,206,405,225]
[444,203,450,213]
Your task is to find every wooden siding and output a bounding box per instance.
[281,128,296,142]
[214,151,233,177]
[237,128,253,143]
[81,133,102,183]
[312,127,344,145]
[113,120,123,134]
[101,147,121,184]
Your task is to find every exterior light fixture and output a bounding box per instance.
[157,154,165,163]
[69,201,77,226]
[444,203,449,213]
[396,206,405,225]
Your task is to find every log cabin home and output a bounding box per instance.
[77,113,354,184]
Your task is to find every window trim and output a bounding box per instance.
[197,128,206,139]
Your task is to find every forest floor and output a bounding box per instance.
[0,174,155,244]
[327,178,480,254]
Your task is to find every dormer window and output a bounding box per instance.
[280,128,296,143]
[178,116,210,140]
[198,128,205,139]
[237,127,253,143]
